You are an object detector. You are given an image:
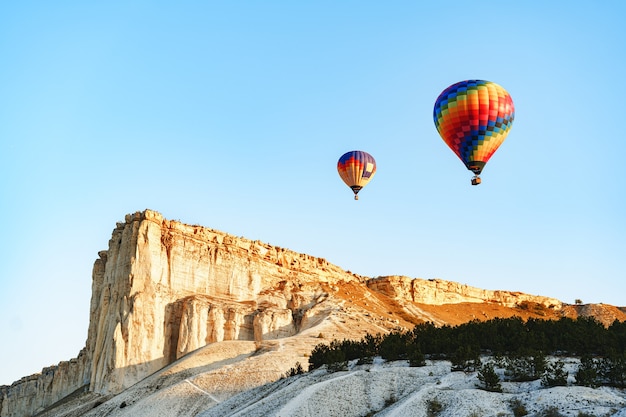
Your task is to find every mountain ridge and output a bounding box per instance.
[1,209,624,417]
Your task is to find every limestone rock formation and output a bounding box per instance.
[1,210,362,417]
[0,350,90,417]
[367,276,562,309]
[2,209,621,417]
[85,210,363,396]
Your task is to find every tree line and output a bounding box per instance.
[304,316,626,389]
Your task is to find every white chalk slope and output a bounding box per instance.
[198,358,626,417]
[56,339,626,417]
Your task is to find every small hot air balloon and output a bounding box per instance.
[337,150,376,200]
[433,80,515,185]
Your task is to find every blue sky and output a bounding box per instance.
[1,1,625,385]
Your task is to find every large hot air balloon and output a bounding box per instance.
[337,150,376,200]
[433,80,515,185]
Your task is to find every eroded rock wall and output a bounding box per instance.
[175,296,256,358]
[0,350,90,417]
[367,276,563,309]
[86,210,365,394]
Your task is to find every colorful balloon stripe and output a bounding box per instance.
[434,80,514,175]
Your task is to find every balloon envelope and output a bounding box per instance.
[433,80,514,176]
[337,150,376,199]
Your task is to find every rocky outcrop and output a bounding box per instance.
[174,296,256,358]
[367,276,563,309]
[562,303,626,326]
[0,350,90,417]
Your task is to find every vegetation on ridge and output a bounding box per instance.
[305,316,626,389]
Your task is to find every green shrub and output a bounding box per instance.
[542,359,568,387]
[283,361,305,378]
[426,398,444,416]
[327,360,348,372]
[575,355,600,388]
[599,352,626,388]
[379,331,410,361]
[450,345,481,372]
[509,398,528,416]
[384,394,397,407]
[357,356,374,365]
[407,345,426,367]
[539,406,565,417]
[505,350,546,382]
[477,361,502,393]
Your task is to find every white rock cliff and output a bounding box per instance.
[0,209,587,417]
[1,210,361,416]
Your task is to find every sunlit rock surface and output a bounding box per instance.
[2,209,624,417]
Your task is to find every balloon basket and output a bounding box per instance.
[471,176,481,186]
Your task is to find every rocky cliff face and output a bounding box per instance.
[0,351,90,417]
[1,210,361,417]
[367,276,563,309]
[86,210,362,395]
[2,209,617,417]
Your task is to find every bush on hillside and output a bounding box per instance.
[477,361,502,393]
[575,355,600,388]
[450,345,481,373]
[505,350,547,382]
[541,359,568,387]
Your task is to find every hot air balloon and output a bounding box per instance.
[337,150,376,200]
[433,80,515,185]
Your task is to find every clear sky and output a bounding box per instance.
[1,1,625,386]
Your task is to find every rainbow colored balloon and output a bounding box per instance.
[337,150,376,200]
[433,80,514,185]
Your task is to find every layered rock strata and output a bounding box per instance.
[367,276,562,309]
[86,210,361,395]
[1,210,360,416]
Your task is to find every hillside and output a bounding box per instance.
[35,342,626,417]
[1,210,624,417]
